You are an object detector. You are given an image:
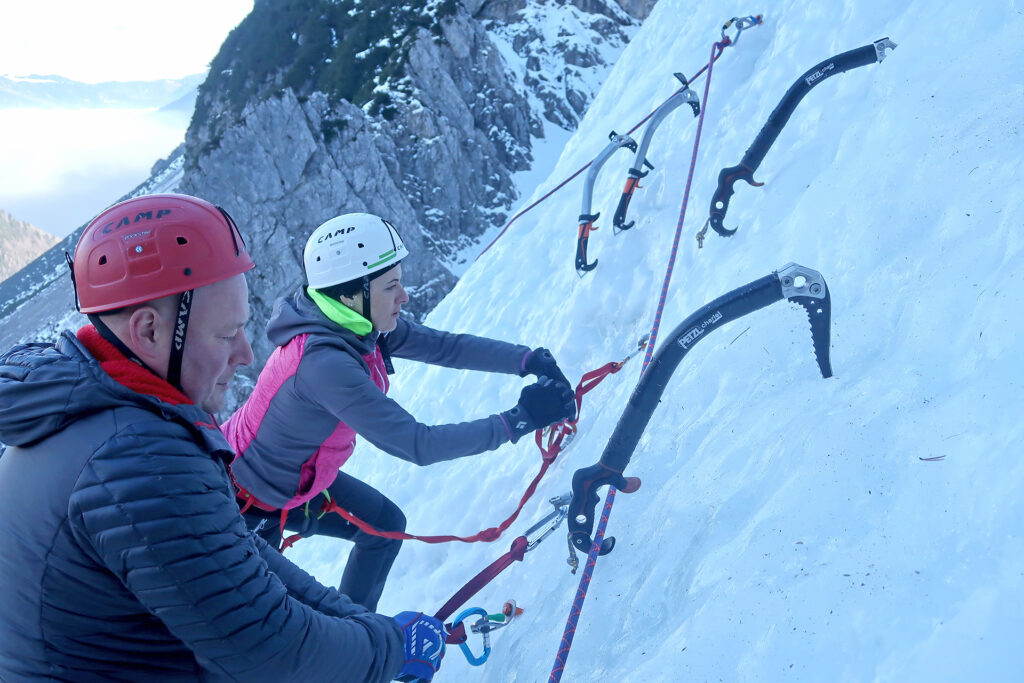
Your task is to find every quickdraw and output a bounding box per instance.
[434,493,571,632]
[575,131,638,276]
[701,37,897,242]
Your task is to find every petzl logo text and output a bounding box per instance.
[678,327,703,348]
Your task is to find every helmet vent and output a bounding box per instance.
[177,236,188,245]
[358,243,364,248]
[98,255,107,265]
[184,268,193,276]
[362,261,368,266]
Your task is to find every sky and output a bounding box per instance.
[0,1,253,238]
[266,0,1021,680]
[0,1,254,83]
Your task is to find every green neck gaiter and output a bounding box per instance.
[306,287,373,337]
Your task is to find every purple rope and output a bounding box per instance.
[547,488,616,682]
[548,40,726,683]
[642,40,724,367]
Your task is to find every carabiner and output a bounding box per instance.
[452,607,491,666]
[721,14,763,46]
[524,496,570,551]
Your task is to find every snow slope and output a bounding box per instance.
[286,0,1024,680]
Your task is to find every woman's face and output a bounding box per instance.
[366,264,409,332]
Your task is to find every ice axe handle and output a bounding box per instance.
[708,163,762,237]
[567,463,641,554]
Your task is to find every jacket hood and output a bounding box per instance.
[267,289,379,356]
[0,330,229,455]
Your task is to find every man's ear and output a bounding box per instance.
[126,305,170,368]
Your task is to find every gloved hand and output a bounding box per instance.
[393,611,445,682]
[522,347,572,390]
[500,377,576,443]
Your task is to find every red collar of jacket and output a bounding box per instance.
[76,325,194,407]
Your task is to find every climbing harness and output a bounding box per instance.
[612,74,700,233]
[575,131,638,276]
[701,37,897,242]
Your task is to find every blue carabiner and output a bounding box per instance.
[452,607,491,666]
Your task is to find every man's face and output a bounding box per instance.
[368,264,409,333]
[179,274,253,413]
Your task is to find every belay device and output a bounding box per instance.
[704,38,897,241]
[567,263,833,556]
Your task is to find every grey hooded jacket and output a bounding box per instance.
[226,289,531,509]
[0,331,403,681]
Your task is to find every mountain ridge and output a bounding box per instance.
[0,73,205,109]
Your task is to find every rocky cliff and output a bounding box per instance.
[0,210,57,283]
[0,0,657,413]
[180,0,655,370]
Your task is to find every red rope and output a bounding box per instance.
[319,456,555,544]
[279,358,631,551]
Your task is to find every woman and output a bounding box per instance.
[223,213,575,610]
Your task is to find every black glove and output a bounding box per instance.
[522,347,572,390]
[500,377,576,443]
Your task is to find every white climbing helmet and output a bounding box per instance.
[303,213,409,289]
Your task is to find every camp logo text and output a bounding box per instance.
[173,290,193,351]
[100,209,172,234]
[317,227,356,243]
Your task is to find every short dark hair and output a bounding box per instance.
[318,278,363,301]
[317,265,396,301]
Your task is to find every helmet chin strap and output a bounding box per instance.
[87,290,192,391]
[361,275,372,329]
[88,314,159,377]
[166,290,194,390]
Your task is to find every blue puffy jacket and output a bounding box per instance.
[0,328,404,681]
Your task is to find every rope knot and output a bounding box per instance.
[509,535,529,561]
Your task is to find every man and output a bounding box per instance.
[0,194,443,681]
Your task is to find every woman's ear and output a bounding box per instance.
[338,293,360,314]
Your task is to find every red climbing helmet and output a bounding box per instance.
[72,193,255,313]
